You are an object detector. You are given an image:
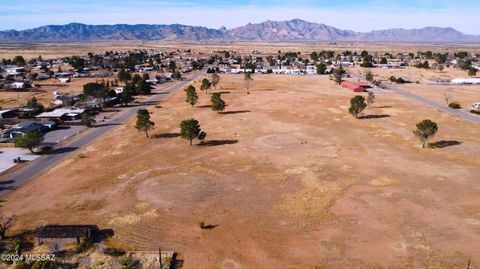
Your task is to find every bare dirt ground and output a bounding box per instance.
[1,74,480,268]
[1,42,480,60]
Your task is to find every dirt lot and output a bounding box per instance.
[1,74,480,268]
[1,42,480,60]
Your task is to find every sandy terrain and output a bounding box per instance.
[1,42,480,60]
[1,74,480,268]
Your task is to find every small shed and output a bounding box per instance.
[340,81,370,92]
[36,225,98,249]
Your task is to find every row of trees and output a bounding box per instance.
[348,94,439,148]
[134,110,207,146]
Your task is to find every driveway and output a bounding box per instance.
[0,148,40,173]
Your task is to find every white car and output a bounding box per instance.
[472,102,480,111]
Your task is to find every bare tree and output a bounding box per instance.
[444,93,451,106]
[0,215,16,239]
[211,73,220,90]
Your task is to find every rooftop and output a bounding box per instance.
[37,225,98,239]
[36,108,85,118]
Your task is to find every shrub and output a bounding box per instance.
[75,238,92,253]
[198,220,205,229]
[448,102,461,109]
[470,110,480,115]
[103,248,126,257]
[118,256,139,269]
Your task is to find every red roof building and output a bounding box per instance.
[340,80,370,92]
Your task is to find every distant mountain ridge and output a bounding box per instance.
[1,19,479,43]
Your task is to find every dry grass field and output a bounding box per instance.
[2,73,479,268]
[1,42,480,60]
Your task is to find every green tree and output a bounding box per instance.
[413,119,438,148]
[468,68,477,77]
[333,67,345,85]
[83,82,104,97]
[316,62,327,75]
[180,119,201,146]
[200,78,212,95]
[25,96,44,114]
[9,237,22,255]
[169,60,176,72]
[185,85,199,107]
[211,73,220,90]
[117,69,131,84]
[365,71,374,81]
[366,91,375,106]
[135,109,154,138]
[131,74,142,85]
[348,95,367,118]
[211,93,226,113]
[14,131,44,153]
[81,113,95,127]
[120,87,135,106]
[118,256,139,269]
[136,79,153,95]
[13,55,26,66]
[244,72,253,94]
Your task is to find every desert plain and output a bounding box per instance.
[1,49,479,269]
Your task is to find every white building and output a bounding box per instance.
[451,78,480,85]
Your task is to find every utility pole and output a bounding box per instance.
[157,248,162,269]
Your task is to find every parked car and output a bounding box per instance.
[472,102,480,111]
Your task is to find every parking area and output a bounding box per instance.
[0,147,40,173]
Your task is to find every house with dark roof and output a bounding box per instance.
[36,225,98,250]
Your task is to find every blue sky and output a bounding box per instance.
[1,0,479,34]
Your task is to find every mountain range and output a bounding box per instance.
[1,19,479,43]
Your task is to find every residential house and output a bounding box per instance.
[36,225,98,250]
[0,109,17,119]
[36,107,85,121]
[6,121,46,139]
[341,81,371,92]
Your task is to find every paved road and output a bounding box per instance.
[0,70,205,198]
[349,73,480,125]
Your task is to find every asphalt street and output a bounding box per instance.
[0,70,205,199]
[349,72,480,125]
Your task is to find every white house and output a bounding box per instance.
[58,77,70,83]
[113,87,124,95]
[36,107,85,121]
[5,66,25,75]
[146,78,158,85]
[451,78,480,85]
[7,82,27,89]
